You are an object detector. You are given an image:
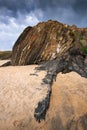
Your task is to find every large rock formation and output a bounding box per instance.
[11,20,87,123]
[12,20,87,65]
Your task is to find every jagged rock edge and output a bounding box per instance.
[34,53,87,122]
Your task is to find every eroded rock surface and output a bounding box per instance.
[12,20,87,65]
[45,72,87,130]
[34,55,87,122]
[0,64,87,130]
[5,20,87,128]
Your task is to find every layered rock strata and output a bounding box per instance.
[11,20,87,123]
[12,20,87,65]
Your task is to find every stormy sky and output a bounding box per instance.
[0,0,87,50]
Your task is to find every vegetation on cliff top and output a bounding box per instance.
[0,51,12,60]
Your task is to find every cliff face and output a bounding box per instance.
[12,20,87,65]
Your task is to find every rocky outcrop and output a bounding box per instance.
[0,64,87,130]
[11,20,87,123]
[0,20,87,129]
[45,72,87,130]
[12,20,87,65]
[34,55,87,122]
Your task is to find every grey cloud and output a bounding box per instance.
[73,0,87,15]
[0,0,87,26]
[36,0,75,9]
[36,0,87,15]
[0,0,87,50]
[0,0,85,15]
[0,0,35,17]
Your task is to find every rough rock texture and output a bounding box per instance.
[11,20,87,123]
[45,73,87,130]
[0,62,87,130]
[12,20,87,65]
[34,56,87,122]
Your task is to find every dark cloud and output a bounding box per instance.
[36,0,75,9]
[36,0,87,15]
[0,0,87,50]
[0,0,35,17]
[0,0,75,14]
[73,0,87,15]
[0,0,87,26]
[0,0,87,22]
